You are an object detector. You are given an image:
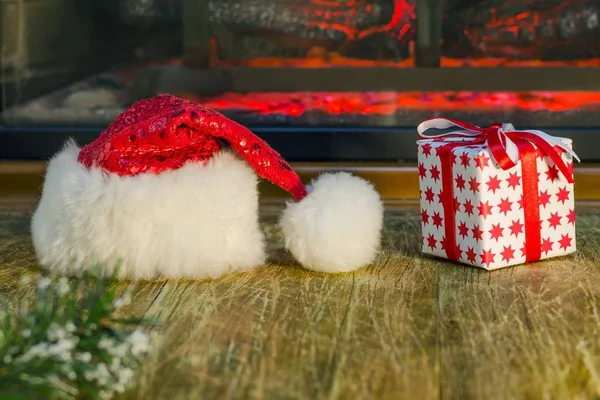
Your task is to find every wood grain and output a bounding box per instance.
[1,198,600,399]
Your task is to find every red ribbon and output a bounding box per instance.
[517,142,542,262]
[438,142,466,261]
[418,118,576,184]
[420,118,576,264]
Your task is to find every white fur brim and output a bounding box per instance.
[31,141,266,280]
[279,172,384,273]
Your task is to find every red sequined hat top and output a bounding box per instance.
[78,94,308,201]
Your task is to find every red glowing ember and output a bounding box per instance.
[215,50,600,67]
[178,91,600,116]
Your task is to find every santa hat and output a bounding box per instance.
[31,94,384,280]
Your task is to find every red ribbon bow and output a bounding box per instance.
[417,118,579,183]
[417,118,579,266]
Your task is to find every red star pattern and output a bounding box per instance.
[455,174,466,191]
[452,152,460,165]
[465,247,477,263]
[506,171,521,190]
[471,225,483,242]
[426,234,437,249]
[486,175,502,194]
[558,233,572,251]
[422,143,432,157]
[480,249,496,268]
[458,221,469,239]
[468,177,480,194]
[475,153,490,171]
[429,165,441,182]
[455,245,463,260]
[498,197,513,216]
[516,196,524,210]
[460,152,470,168]
[463,199,475,217]
[539,190,552,208]
[556,186,570,205]
[421,209,429,225]
[418,139,575,270]
[567,209,575,225]
[540,237,554,255]
[545,165,560,182]
[418,163,427,179]
[424,187,435,204]
[478,201,494,219]
[454,197,462,213]
[547,212,562,230]
[500,245,515,263]
[432,212,444,229]
[489,223,504,241]
[520,243,527,258]
[437,190,444,204]
[508,219,524,237]
[440,236,452,253]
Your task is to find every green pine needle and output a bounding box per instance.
[0,269,155,400]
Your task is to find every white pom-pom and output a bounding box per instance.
[279,172,384,273]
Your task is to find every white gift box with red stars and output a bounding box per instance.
[416,118,577,270]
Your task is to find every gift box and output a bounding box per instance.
[416,118,579,270]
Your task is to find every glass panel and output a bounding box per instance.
[1,0,599,133]
[178,91,600,127]
[4,79,600,127]
[442,0,600,66]
[0,0,182,126]
[207,0,418,67]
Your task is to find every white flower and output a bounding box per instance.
[114,382,128,393]
[110,355,122,371]
[98,336,115,350]
[47,337,78,362]
[22,329,31,339]
[99,389,113,400]
[127,329,150,358]
[37,277,52,291]
[56,277,70,296]
[59,363,78,381]
[47,323,67,342]
[95,363,111,386]
[108,342,128,359]
[65,322,77,333]
[75,352,92,363]
[83,362,113,387]
[16,342,50,363]
[117,367,134,383]
[83,370,94,382]
[46,374,78,396]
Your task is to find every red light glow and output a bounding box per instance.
[179,91,600,116]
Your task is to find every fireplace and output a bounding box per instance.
[1,0,600,162]
[131,0,600,161]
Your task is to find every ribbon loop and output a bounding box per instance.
[417,118,579,183]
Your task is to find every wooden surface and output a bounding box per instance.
[2,197,600,399]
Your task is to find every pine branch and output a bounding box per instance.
[0,270,155,400]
